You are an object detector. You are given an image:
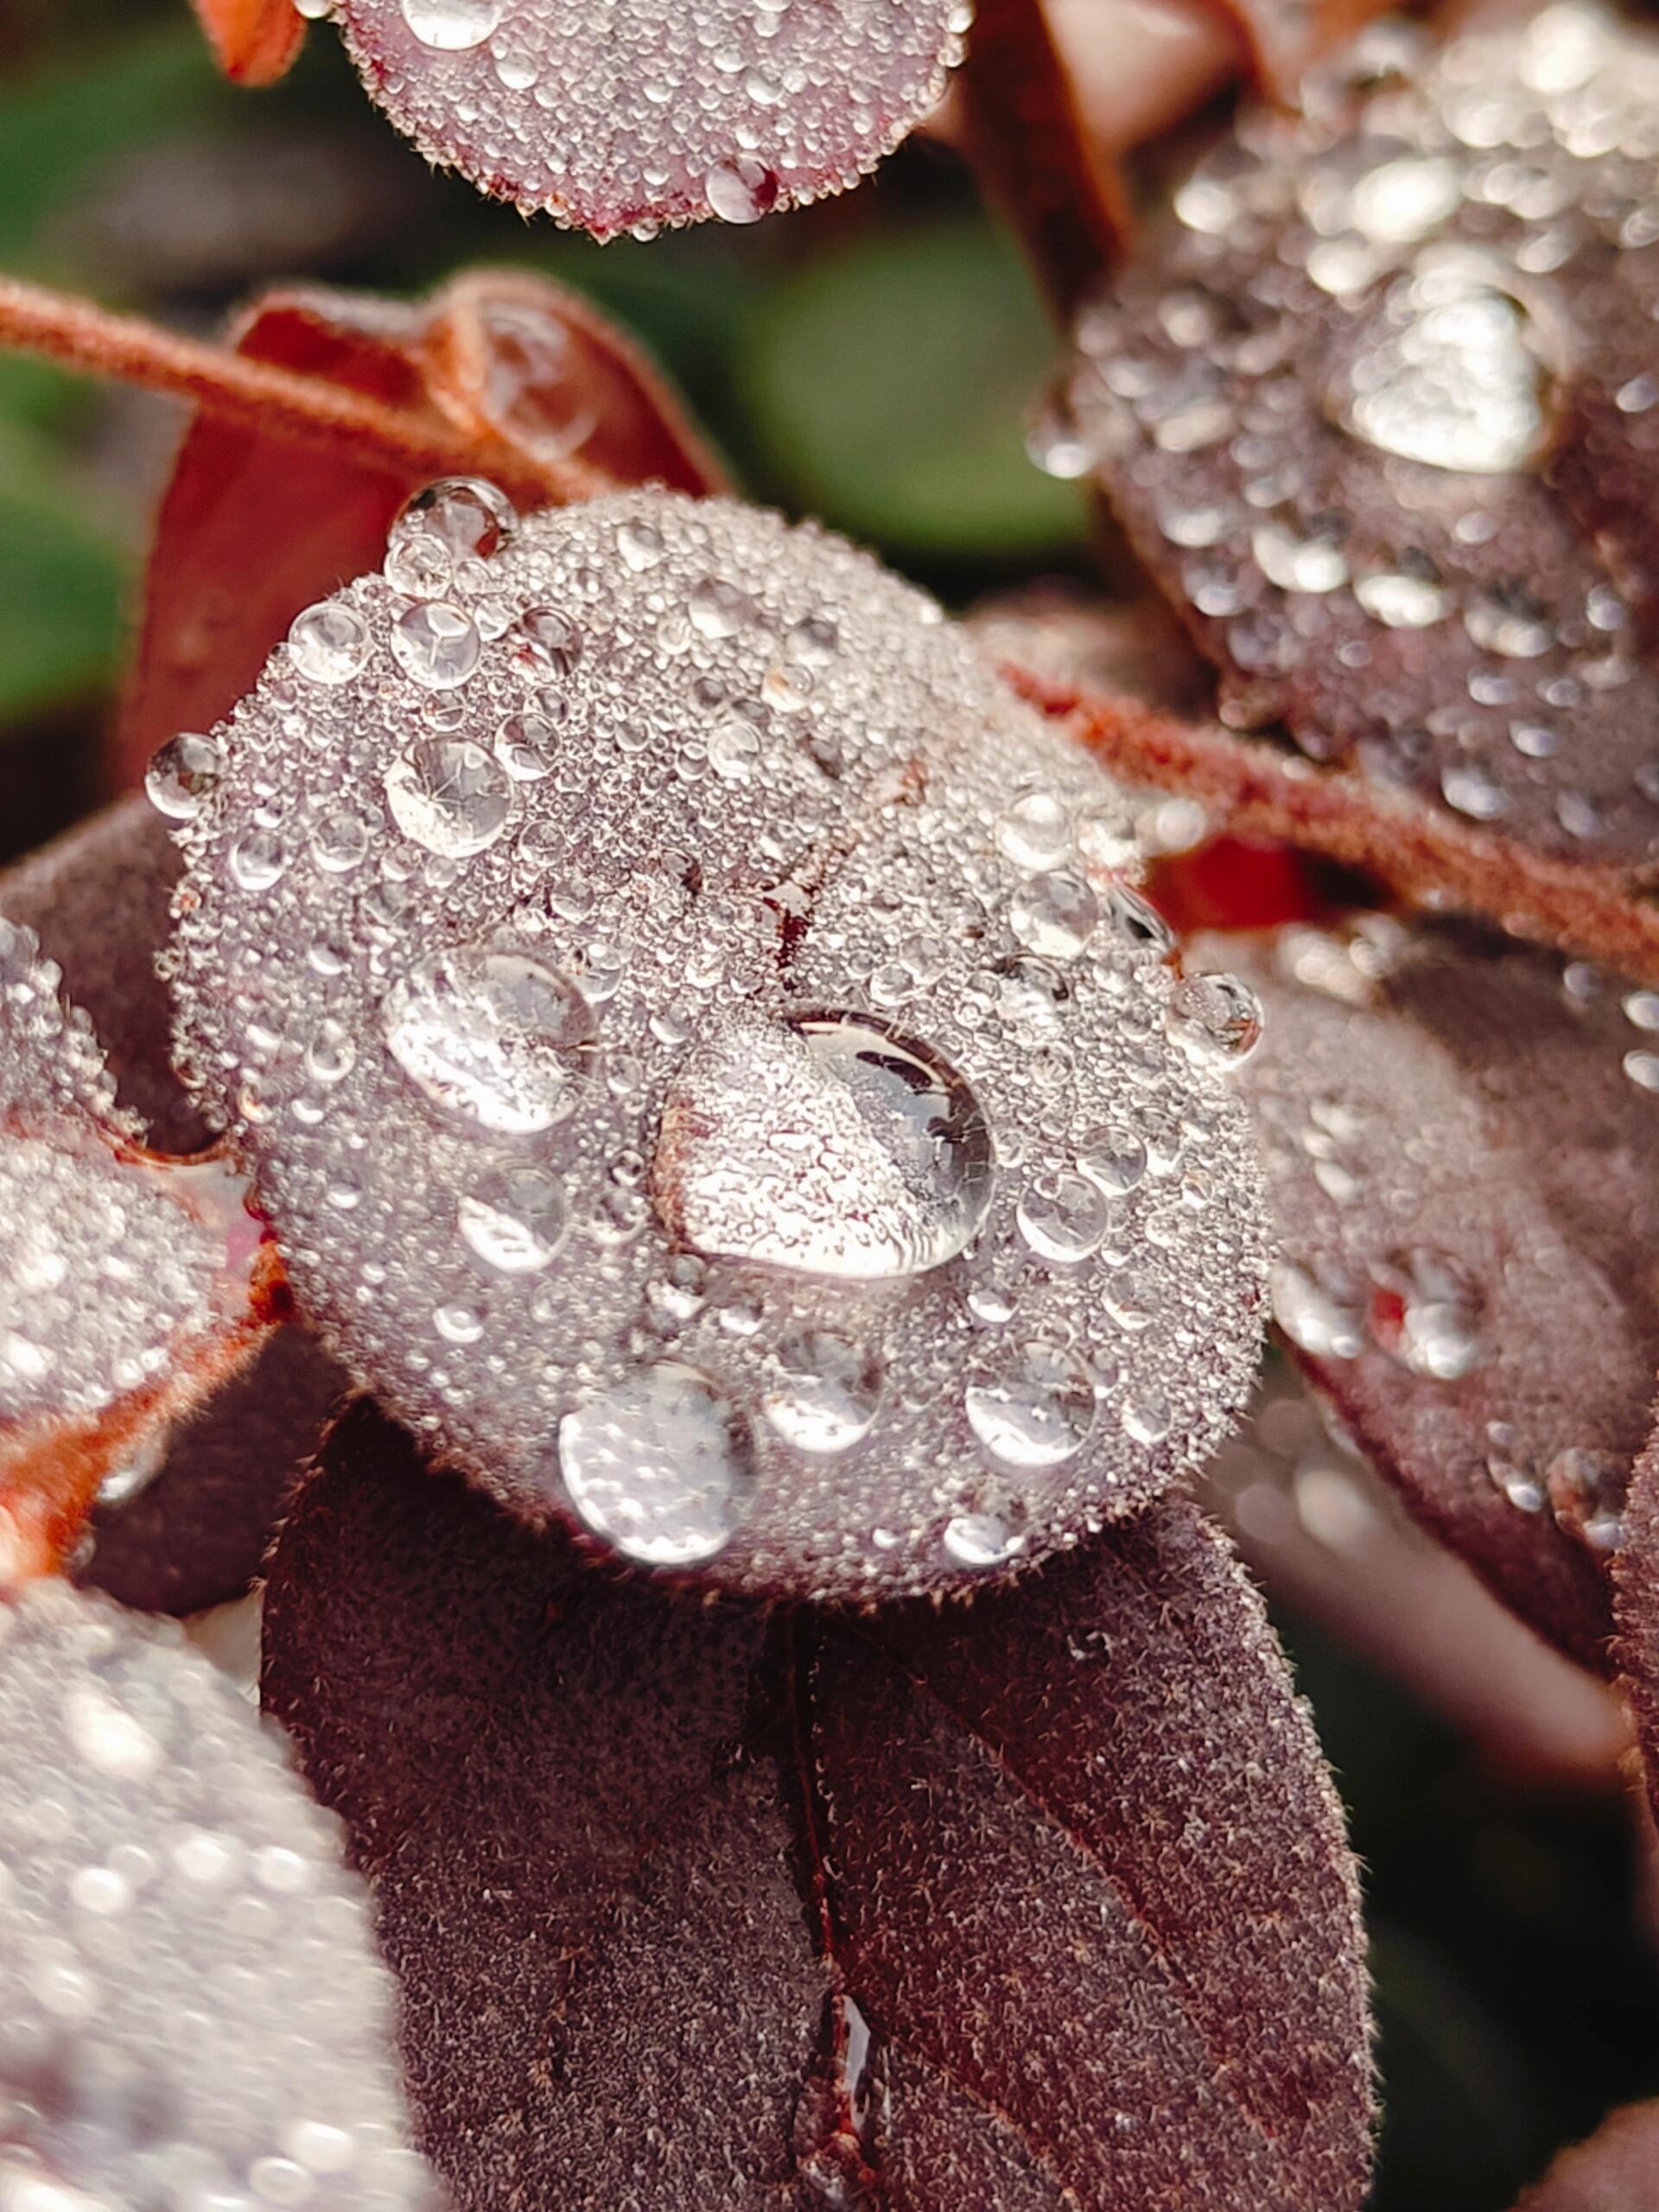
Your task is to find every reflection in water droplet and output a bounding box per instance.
[942,1503,1028,1568]
[380,944,589,1134]
[1008,870,1098,959]
[558,1363,753,1565]
[656,1010,994,1281]
[458,1166,568,1273]
[704,158,778,224]
[288,600,369,685]
[1166,971,1263,1066]
[397,476,518,560]
[1077,1126,1147,1197]
[1017,1171,1108,1262]
[763,1330,884,1453]
[391,601,481,690]
[384,737,514,857]
[1333,257,1549,474]
[145,732,222,823]
[397,0,503,48]
[964,1340,1096,1467]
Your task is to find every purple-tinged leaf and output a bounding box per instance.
[0,1577,435,2208]
[1510,2101,1659,2209]
[166,487,1269,1601]
[263,1398,1374,2212]
[1069,6,1659,901]
[328,0,968,238]
[1206,913,1659,1669]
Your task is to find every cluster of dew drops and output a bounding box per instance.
[149,480,1271,1593]
[296,0,976,235]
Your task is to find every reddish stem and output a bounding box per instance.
[0,276,605,507]
[956,0,1129,319]
[1014,664,1659,984]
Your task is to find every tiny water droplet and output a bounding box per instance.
[1166,971,1262,1065]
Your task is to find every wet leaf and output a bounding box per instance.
[1203,1367,1630,1789]
[166,488,1268,1601]
[1206,912,1659,1669]
[118,270,723,787]
[1069,8,1659,910]
[189,0,306,85]
[1510,2102,1659,2209]
[0,1577,435,2209]
[0,805,316,1592]
[327,0,966,238]
[262,1397,1374,2212]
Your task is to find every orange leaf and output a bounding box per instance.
[189,0,307,86]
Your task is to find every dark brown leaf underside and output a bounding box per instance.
[262,1401,1373,2212]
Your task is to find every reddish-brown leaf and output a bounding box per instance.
[1069,10,1659,914]
[3,797,345,1607]
[1209,914,1659,1670]
[262,1400,1374,2212]
[118,271,722,787]
[189,0,306,86]
[1511,2102,1659,2210]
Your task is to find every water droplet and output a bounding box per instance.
[656,1009,995,1281]
[288,600,370,685]
[964,1340,1096,1467]
[493,712,558,782]
[1369,1248,1484,1379]
[458,1166,568,1272]
[1271,1260,1363,1359]
[515,606,582,679]
[1545,1446,1625,1552]
[397,0,503,48]
[390,601,481,690]
[383,737,513,857]
[228,827,290,893]
[1008,870,1098,958]
[1017,1170,1109,1262]
[1333,258,1550,474]
[708,718,762,782]
[763,1330,884,1453]
[704,158,778,224]
[994,791,1071,871]
[380,944,590,1134]
[559,1363,753,1565]
[1077,1126,1147,1197]
[1355,568,1448,628]
[144,731,222,822]
[942,1501,1028,1567]
[1121,1387,1172,1444]
[1166,971,1262,1065]
[397,476,517,559]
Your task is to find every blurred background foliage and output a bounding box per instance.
[2,5,1657,2203]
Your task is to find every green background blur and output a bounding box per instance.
[1,4,1656,2201]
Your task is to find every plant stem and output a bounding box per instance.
[0,275,601,505]
[956,0,1128,321]
[1010,662,1659,985]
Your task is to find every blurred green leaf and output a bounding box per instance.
[737,217,1088,566]
[0,416,124,725]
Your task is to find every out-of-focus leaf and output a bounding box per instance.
[1069,9,1659,910]
[189,0,305,86]
[0,413,124,725]
[1511,2102,1659,2209]
[264,1400,1374,2212]
[741,219,1090,564]
[1206,914,1659,1671]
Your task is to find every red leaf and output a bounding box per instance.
[1069,10,1659,912]
[189,0,306,85]
[262,1399,1374,2212]
[1510,2102,1659,2210]
[1210,914,1659,1669]
[3,797,344,1608]
[118,271,722,788]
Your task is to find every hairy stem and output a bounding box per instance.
[956,0,1128,319]
[1011,663,1659,983]
[0,275,606,505]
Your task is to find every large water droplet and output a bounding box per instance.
[1333,256,1550,474]
[397,476,518,560]
[1166,971,1263,1066]
[763,1330,884,1454]
[288,601,370,685]
[391,601,481,690]
[397,0,503,48]
[655,1010,995,1281]
[964,1340,1096,1467]
[458,1166,568,1273]
[384,737,513,857]
[145,731,222,823]
[942,1500,1029,1567]
[380,944,590,1134]
[558,1363,753,1565]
